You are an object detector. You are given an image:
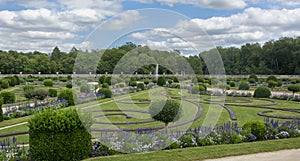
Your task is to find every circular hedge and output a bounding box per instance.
[28,108,92,161]
[253,86,271,98]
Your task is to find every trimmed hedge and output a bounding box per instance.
[253,86,271,98]
[238,81,250,90]
[157,77,166,86]
[243,121,266,140]
[137,83,145,90]
[98,88,112,98]
[28,108,92,161]
[0,91,15,104]
[0,98,3,122]
[0,79,9,89]
[58,89,76,106]
[48,89,57,97]
[43,79,53,87]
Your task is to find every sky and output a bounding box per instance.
[0,0,300,55]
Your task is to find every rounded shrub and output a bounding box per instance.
[0,79,9,89]
[37,77,45,81]
[104,76,112,85]
[191,86,199,94]
[243,121,266,140]
[0,91,15,104]
[267,75,277,82]
[248,74,258,82]
[238,81,250,90]
[66,82,73,88]
[144,79,150,85]
[157,77,166,86]
[48,89,57,97]
[137,83,145,90]
[253,86,271,98]
[198,84,207,91]
[229,81,236,87]
[58,89,76,106]
[80,84,90,93]
[28,108,92,161]
[43,79,53,87]
[129,80,137,87]
[99,76,106,84]
[0,98,3,122]
[98,88,112,98]
[59,77,68,82]
[33,90,48,100]
[102,83,109,89]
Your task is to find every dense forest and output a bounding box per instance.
[0,37,300,75]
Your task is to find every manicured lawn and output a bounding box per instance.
[85,137,300,161]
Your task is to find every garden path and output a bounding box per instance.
[204,148,300,161]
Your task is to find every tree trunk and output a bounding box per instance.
[165,122,169,134]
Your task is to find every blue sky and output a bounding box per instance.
[0,0,300,54]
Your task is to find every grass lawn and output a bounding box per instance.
[85,137,300,161]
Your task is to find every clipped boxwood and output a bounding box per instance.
[28,108,92,161]
[243,121,266,140]
[0,91,15,104]
[43,79,53,87]
[137,83,145,90]
[157,77,166,86]
[238,81,250,90]
[58,88,76,106]
[0,98,3,122]
[66,82,73,88]
[253,86,271,98]
[48,89,57,97]
[98,88,112,98]
[0,79,9,89]
[59,77,68,82]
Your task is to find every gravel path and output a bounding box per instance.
[204,149,300,161]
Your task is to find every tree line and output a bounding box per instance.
[0,37,300,75]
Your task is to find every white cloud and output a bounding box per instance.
[133,0,247,9]
[268,0,300,6]
[0,0,123,53]
[129,7,300,54]
[102,10,142,31]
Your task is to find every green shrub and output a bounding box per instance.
[168,79,173,84]
[80,84,90,93]
[191,86,199,94]
[157,77,166,86]
[238,82,250,90]
[23,85,34,91]
[51,77,58,81]
[0,98,3,122]
[66,82,73,88]
[129,81,137,87]
[243,121,266,140]
[33,90,48,100]
[198,84,207,91]
[102,83,109,88]
[98,88,112,98]
[253,86,271,98]
[105,76,112,85]
[149,99,182,127]
[267,75,277,82]
[229,81,236,87]
[288,84,300,96]
[248,74,258,82]
[99,76,106,84]
[59,77,68,82]
[173,77,179,83]
[58,89,76,106]
[137,83,145,90]
[0,91,15,104]
[43,79,53,87]
[267,80,277,90]
[37,77,45,81]
[28,108,92,161]
[48,89,57,97]
[0,79,9,89]
[4,76,18,86]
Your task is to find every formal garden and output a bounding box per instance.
[0,74,300,160]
